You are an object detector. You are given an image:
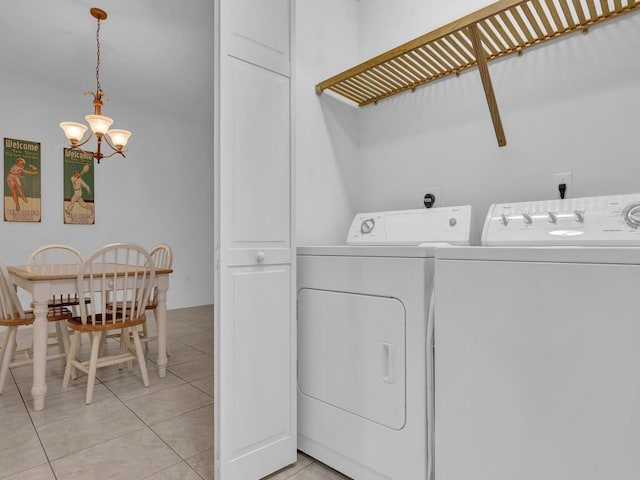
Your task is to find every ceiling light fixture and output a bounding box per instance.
[60,8,131,164]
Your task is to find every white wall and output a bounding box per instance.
[295,0,361,245]
[358,0,495,58]
[297,2,640,244]
[0,12,214,309]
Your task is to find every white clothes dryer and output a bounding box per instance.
[434,193,640,480]
[297,205,472,480]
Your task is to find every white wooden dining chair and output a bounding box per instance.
[106,244,173,354]
[104,244,172,356]
[62,243,155,404]
[27,244,85,310]
[0,257,72,395]
[140,244,173,352]
[26,244,85,360]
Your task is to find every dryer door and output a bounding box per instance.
[298,288,406,429]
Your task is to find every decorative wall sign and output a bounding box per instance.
[63,148,95,225]
[4,137,41,222]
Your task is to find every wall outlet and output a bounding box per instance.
[418,186,442,209]
[553,172,572,199]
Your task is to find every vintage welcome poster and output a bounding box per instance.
[63,148,95,224]
[4,137,41,222]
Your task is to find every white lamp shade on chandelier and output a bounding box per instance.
[85,114,113,135]
[59,122,88,144]
[106,129,132,148]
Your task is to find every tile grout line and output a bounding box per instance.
[100,360,210,479]
[11,368,60,480]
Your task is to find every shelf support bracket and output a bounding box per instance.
[468,24,507,147]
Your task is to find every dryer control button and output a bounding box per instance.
[449,217,457,227]
[574,210,585,223]
[548,212,558,224]
[500,214,509,226]
[522,213,532,225]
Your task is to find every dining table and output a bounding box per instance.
[7,262,173,411]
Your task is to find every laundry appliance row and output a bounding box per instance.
[297,192,640,480]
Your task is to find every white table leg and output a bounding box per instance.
[31,300,49,411]
[156,276,169,377]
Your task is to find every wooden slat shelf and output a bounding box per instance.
[316,0,639,147]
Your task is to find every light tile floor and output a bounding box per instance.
[0,305,349,480]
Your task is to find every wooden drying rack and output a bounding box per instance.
[315,0,639,147]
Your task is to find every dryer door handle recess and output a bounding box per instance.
[382,342,396,384]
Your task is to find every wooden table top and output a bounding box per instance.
[8,264,173,281]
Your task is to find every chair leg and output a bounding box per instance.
[63,331,81,388]
[54,322,68,370]
[85,333,102,404]
[142,321,149,352]
[116,328,131,371]
[62,326,78,379]
[120,328,133,372]
[131,328,150,387]
[12,334,19,361]
[0,327,17,394]
[98,331,107,357]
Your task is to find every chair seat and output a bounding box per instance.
[67,313,147,332]
[0,307,72,327]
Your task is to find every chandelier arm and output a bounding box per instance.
[101,134,125,154]
[70,131,96,150]
[99,150,126,160]
[66,144,96,158]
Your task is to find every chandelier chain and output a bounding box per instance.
[95,18,101,92]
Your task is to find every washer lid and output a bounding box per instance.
[436,245,640,264]
[298,244,441,258]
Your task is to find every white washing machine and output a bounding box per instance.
[297,205,472,480]
[434,193,640,480]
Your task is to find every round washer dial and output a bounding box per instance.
[360,218,375,234]
[622,202,640,229]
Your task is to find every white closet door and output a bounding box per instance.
[214,0,296,479]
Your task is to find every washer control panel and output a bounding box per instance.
[347,205,472,245]
[482,193,640,246]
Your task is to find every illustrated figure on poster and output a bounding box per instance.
[65,164,93,215]
[6,157,38,211]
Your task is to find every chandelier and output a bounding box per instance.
[60,8,131,164]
